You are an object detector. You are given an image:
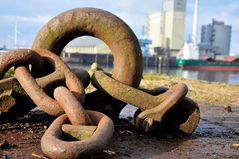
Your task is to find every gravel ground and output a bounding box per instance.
[0,76,239,159]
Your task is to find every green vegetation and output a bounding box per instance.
[7,68,14,77]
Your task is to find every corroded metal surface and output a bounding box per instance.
[71,68,90,88]
[85,90,126,122]
[91,71,199,134]
[53,86,92,125]
[41,111,114,159]
[0,49,45,78]
[0,7,201,158]
[137,87,200,134]
[33,48,85,104]
[0,71,64,120]
[92,71,187,111]
[14,49,85,116]
[32,8,143,87]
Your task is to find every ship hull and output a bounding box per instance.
[177,59,239,71]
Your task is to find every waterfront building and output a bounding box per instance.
[148,0,187,56]
[200,19,232,56]
[63,37,111,55]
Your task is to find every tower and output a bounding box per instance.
[148,0,187,56]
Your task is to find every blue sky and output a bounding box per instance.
[0,0,238,55]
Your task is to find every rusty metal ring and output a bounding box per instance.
[0,49,45,79]
[14,49,85,116]
[32,7,142,87]
[41,110,114,159]
[33,48,85,104]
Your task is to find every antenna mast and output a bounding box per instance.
[192,0,199,44]
[14,22,18,49]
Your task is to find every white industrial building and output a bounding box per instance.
[148,0,187,56]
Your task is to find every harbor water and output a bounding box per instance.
[67,62,239,84]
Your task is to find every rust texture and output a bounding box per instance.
[32,8,143,88]
[92,71,200,134]
[0,71,65,120]
[0,69,91,120]
[0,7,202,158]
[41,111,114,159]
[53,86,92,125]
[14,49,85,116]
[0,49,45,78]
[137,87,200,134]
[85,90,126,122]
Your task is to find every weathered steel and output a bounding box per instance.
[0,95,16,113]
[85,63,127,121]
[61,124,97,141]
[136,87,200,134]
[33,48,85,104]
[71,68,90,88]
[13,49,85,116]
[41,111,114,159]
[0,71,64,121]
[85,90,126,122]
[91,71,191,133]
[161,97,200,134]
[0,68,90,120]
[53,86,92,125]
[92,71,187,110]
[32,8,143,88]
[0,49,45,79]
[0,69,90,95]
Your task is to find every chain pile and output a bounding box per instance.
[0,8,200,159]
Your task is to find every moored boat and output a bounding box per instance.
[177,58,239,71]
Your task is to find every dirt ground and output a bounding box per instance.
[0,76,239,159]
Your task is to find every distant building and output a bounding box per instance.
[64,43,111,54]
[148,0,187,56]
[63,37,111,55]
[200,19,232,56]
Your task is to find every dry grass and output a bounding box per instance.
[141,74,239,107]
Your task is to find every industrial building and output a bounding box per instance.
[147,0,187,56]
[200,19,232,56]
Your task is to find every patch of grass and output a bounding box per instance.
[7,68,14,77]
[140,74,239,107]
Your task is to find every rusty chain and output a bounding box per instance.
[0,7,200,158]
[91,71,200,134]
[0,48,114,158]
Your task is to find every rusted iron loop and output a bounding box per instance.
[91,71,189,132]
[14,48,85,116]
[33,48,85,104]
[32,7,143,87]
[0,71,68,121]
[41,111,114,159]
[0,49,45,79]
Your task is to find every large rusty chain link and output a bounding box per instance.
[0,7,201,158]
[0,48,114,159]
